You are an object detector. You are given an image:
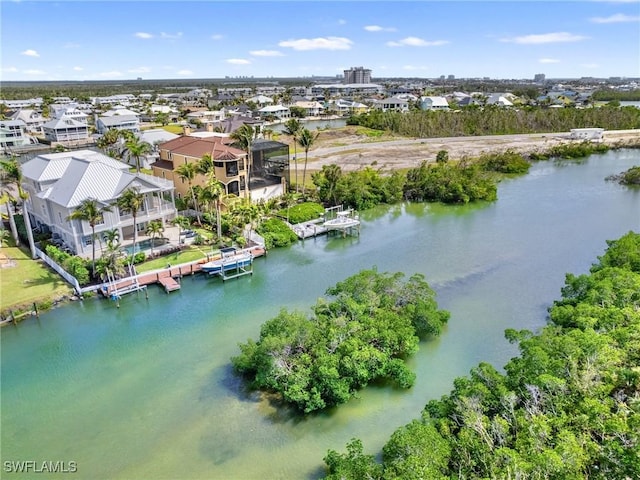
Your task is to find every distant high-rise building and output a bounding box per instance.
[447,74,455,81]
[343,66,371,84]
[534,73,546,83]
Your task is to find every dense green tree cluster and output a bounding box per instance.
[347,106,640,138]
[403,161,498,204]
[608,165,640,186]
[232,269,450,413]
[530,141,610,160]
[256,218,299,249]
[477,150,531,174]
[313,165,405,210]
[324,231,640,479]
[285,202,325,224]
[591,89,640,102]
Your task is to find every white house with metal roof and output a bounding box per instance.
[95,115,140,135]
[0,120,39,152]
[421,96,450,110]
[257,105,291,120]
[22,150,176,257]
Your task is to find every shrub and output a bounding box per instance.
[478,150,531,174]
[257,218,299,249]
[286,202,325,224]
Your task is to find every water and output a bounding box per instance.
[1,150,639,479]
[620,101,640,108]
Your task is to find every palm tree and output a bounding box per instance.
[145,220,164,257]
[283,118,302,192]
[124,137,152,173]
[172,215,191,241]
[230,124,256,199]
[175,161,201,225]
[0,158,35,256]
[103,228,120,250]
[198,178,225,240]
[297,128,319,196]
[67,198,112,278]
[96,128,122,157]
[114,187,145,258]
[231,199,260,246]
[197,153,215,176]
[0,228,9,247]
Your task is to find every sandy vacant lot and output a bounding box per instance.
[294,127,640,172]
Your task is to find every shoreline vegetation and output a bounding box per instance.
[323,231,640,480]
[2,129,639,319]
[232,269,450,413]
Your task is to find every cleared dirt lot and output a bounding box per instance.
[293,127,640,172]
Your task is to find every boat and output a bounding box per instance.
[323,210,361,230]
[201,247,253,276]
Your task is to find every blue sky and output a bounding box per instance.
[1,1,639,81]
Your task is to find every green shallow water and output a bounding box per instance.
[2,150,639,479]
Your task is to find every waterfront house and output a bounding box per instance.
[0,120,39,153]
[95,115,140,135]
[257,105,291,120]
[247,95,274,106]
[291,101,325,117]
[21,150,176,258]
[42,106,90,145]
[153,136,249,199]
[373,97,410,112]
[9,109,47,134]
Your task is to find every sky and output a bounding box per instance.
[1,1,639,82]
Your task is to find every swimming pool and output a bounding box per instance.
[122,238,167,256]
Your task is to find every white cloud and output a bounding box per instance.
[160,32,183,39]
[134,32,153,39]
[226,58,251,65]
[279,36,353,51]
[211,34,224,40]
[539,58,560,63]
[364,25,396,32]
[387,37,449,47]
[2,66,19,73]
[501,32,588,44]
[590,13,640,23]
[128,66,151,73]
[177,69,193,75]
[21,49,39,57]
[250,50,284,57]
[23,69,45,75]
[73,66,84,71]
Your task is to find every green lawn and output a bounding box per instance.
[0,242,73,312]
[134,246,210,273]
[161,124,184,134]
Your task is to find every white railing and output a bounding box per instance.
[34,246,82,294]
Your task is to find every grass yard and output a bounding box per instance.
[134,246,210,273]
[0,242,73,312]
[161,124,184,134]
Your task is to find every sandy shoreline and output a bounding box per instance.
[303,129,640,172]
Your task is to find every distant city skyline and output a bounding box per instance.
[1,1,639,82]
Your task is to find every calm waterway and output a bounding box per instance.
[1,150,639,479]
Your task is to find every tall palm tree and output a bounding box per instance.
[67,198,112,278]
[283,118,302,192]
[175,161,201,225]
[114,187,145,259]
[145,220,164,257]
[0,158,35,256]
[103,228,120,250]
[198,177,225,240]
[96,128,122,157]
[124,137,152,173]
[231,199,260,247]
[297,128,319,196]
[230,124,256,200]
[197,153,215,176]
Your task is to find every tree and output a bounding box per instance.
[0,158,35,255]
[198,177,225,240]
[103,228,120,250]
[145,220,164,256]
[230,198,260,245]
[230,124,257,200]
[67,198,112,278]
[197,153,215,176]
[124,137,152,173]
[114,187,145,259]
[154,112,170,126]
[312,164,342,206]
[175,161,201,225]
[283,119,303,193]
[297,128,319,196]
[96,128,122,157]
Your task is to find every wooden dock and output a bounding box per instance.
[157,276,181,293]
